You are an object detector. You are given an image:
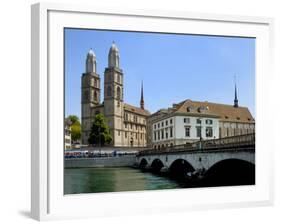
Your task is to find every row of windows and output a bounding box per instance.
[124,113,146,124]
[153,127,173,141]
[154,119,173,129]
[124,123,146,131]
[153,118,213,130]
[118,130,144,140]
[195,118,213,125]
[184,126,213,138]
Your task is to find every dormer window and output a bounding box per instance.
[225,116,229,119]
[237,117,240,120]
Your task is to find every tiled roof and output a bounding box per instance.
[124,103,150,116]
[175,99,255,123]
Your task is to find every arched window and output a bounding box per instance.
[116,86,121,100]
[94,91,97,101]
[107,86,112,97]
[117,74,120,83]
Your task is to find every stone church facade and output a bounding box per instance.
[81,43,150,147]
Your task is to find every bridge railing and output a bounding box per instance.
[138,133,255,156]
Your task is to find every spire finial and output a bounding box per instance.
[234,75,238,108]
[140,81,144,109]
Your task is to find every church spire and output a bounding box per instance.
[234,76,238,108]
[140,81,144,109]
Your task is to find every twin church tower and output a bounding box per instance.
[81,42,150,147]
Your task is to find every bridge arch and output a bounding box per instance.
[203,159,255,186]
[169,159,195,180]
[150,158,165,173]
[139,158,148,169]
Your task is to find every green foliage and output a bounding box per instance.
[68,115,79,124]
[67,115,81,142]
[71,121,81,142]
[88,113,112,146]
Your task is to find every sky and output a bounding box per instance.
[65,28,255,119]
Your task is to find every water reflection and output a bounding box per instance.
[64,167,180,194]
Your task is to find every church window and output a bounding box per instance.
[117,86,121,100]
[117,74,120,83]
[83,90,89,101]
[94,91,97,101]
[107,86,112,97]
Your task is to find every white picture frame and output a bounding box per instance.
[31,2,274,221]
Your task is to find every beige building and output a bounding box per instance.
[148,95,255,148]
[81,43,150,147]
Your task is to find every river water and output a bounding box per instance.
[64,167,182,194]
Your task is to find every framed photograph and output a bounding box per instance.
[31,2,274,221]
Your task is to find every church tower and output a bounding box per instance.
[81,49,101,144]
[104,42,124,146]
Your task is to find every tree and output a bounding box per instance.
[88,113,112,146]
[68,115,79,124]
[66,115,81,143]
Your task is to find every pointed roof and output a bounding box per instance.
[234,83,239,107]
[109,41,119,53]
[87,48,96,57]
[140,81,144,109]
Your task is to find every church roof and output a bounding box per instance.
[124,103,150,116]
[174,99,255,123]
[109,42,119,53]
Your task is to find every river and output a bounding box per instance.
[64,167,182,194]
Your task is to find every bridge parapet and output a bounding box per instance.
[138,133,255,156]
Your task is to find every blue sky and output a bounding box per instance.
[65,28,255,119]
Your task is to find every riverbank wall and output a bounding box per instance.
[65,155,136,168]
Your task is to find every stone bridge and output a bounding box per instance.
[136,134,255,185]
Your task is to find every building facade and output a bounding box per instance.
[148,93,255,149]
[81,43,150,147]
